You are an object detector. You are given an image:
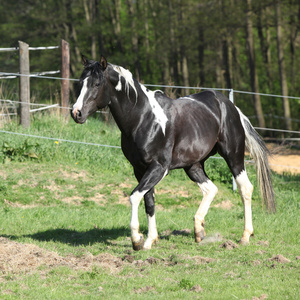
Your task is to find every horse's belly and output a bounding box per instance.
[170,136,215,169]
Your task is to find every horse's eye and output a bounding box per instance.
[95,82,100,87]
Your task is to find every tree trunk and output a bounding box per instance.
[126,0,141,80]
[222,38,232,89]
[216,40,224,88]
[178,6,190,95]
[274,0,292,131]
[62,0,81,99]
[182,55,190,95]
[108,0,123,54]
[198,27,205,86]
[95,0,103,55]
[144,0,150,76]
[168,0,179,91]
[257,4,272,90]
[288,0,299,92]
[83,0,97,59]
[246,0,265,129]
[220,0,233,89]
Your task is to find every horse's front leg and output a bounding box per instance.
[130,162,168,251]
[130,190,147,251]
[143,189,159,250]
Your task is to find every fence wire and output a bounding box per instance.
[0,129,299,171]
[0,70,299,172]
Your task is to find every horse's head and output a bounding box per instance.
[71,55,109,124]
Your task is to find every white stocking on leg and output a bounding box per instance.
[236,170,254,244]
[194,180,218,242]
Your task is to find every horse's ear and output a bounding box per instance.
[100,55,107,70]
[81,55,89,66]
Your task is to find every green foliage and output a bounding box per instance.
[205,157,232,184]
[179,279,194,290]
[0,101,299,299]
[1,139,39,162]
[0,0,300,133]
[0,163,299,299]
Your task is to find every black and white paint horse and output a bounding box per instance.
[71,56,275,251]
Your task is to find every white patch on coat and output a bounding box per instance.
[73,77,88,112]
[144,214,158,249]
[198,180,218,196]
[235,170,254,239]
[194,180,218,226]
[112,65,137,99]
[140,84,168,135]
[129,190,147,243]
[115,74,122,91]
[235,170,252,189]
[182,96,197,102]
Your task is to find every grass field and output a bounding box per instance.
[0,115,299,299]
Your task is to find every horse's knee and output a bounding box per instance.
[145,204,155,216]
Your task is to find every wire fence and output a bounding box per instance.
[0,129,299,172]
[0,69,299,174]
[1,71,299,134]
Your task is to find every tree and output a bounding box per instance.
[245,0,265,129]
[274,0,292,131]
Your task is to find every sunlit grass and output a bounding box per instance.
[0,115,299,299]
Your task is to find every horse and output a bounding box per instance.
[71,55,276,251]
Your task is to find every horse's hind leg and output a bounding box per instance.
[235,170,254,244]
[185,163,218,243]
[221,151,254,244]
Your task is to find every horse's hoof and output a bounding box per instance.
[195,229,206,243]
[239,232,253,245]
[132,235,145,251]
[143,237,159,250]
[239,239,249,245]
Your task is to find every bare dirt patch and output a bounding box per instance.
[134,286,156,294]
[158,188,189,198]
[0,237,124,276]
[267,144,300,174]
[189,256,216,264]
[213,200,234,210]
[61,195,83,205]
[3,199,38,209]
[59,169,89,181]
[268,254,291,264]
[219,240,239,250]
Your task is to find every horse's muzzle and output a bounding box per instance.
[71,108,83,123]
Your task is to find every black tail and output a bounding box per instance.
[237,108,276,213]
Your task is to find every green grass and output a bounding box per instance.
[0,115,299,299]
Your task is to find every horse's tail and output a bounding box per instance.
[236,107,276,213]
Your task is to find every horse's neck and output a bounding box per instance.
[108,89,146,137]
[106,66,156,137]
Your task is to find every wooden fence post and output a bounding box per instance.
[61,39,70,120]
[19,41,30,128]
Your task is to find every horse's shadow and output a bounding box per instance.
[2,227,132,247]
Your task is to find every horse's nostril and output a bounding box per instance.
[77,110,82,117]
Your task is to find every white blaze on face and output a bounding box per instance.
[112,65,137,99]
[73,77,89,115]
[140,84,168,135]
